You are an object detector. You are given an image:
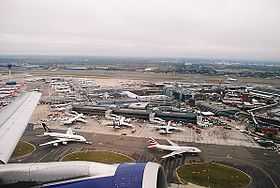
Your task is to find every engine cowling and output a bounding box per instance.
[0,162,167,188]
[43,162,167,188]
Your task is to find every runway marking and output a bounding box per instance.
[38,148,57,162]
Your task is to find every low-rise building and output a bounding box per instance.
[196,101,239,117]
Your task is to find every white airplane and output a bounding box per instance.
[105,110,134,129]
[50,106,67,112]
[147,137,201,158]
[62,113,87,125]
[0,92,168,188]
[66,111,87,120]
[121,91,169,101]
[50,103,71,108]
[118,116,134,128]
[69,110,84,116]
[105,110,121,120]
[151,121,184,134]
[149,113,165,125]
[39,123,90,146]
[109,116,134,129]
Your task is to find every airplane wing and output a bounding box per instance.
[77,118,87,123]
[166,139,178,146]
[161,150,186,159]
[150,125,164,129]
[169,127,184,131]
[122,122,134,128]
[71,111,79,115]
[63,117,76,124]
[39,138,76,146]
[0,92,41,164]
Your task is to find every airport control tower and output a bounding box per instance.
[8,64,12,78]
[6,64,17,85]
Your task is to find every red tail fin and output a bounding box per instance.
[147,137,158,148]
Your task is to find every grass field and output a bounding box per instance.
[12,141,35,158]
[62,150,134,164]
[177,162,250,188]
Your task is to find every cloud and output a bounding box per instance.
[0,0,279,60]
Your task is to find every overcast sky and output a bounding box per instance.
[0,0,279,61]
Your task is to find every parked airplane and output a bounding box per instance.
[50,106,68,112]
[112,116,134,129]
[147,137,201,158]
[0,92,168,188]
[151,121,184,134]
[122,91,169,101]
[105,110,134,129]
[39,123,91,146]
[105,109,121,120]
[50,103,71,108]
[62,112,87,125]
[66,111,87,121]
[149,112,165,125]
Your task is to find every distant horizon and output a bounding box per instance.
[0,53,279,64]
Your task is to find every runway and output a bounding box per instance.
[10,128,280,188]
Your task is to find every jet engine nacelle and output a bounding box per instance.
[45,162,167,188]
[62,141,67,145]
[0,162,168,188]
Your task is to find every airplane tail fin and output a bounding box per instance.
[167,121,171,127]
[166,121,172,131]
[66,128,74,135]
[42,122,51,132]
[147,137,159,148]
[120,116,125,124]
[149,112,155,121]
